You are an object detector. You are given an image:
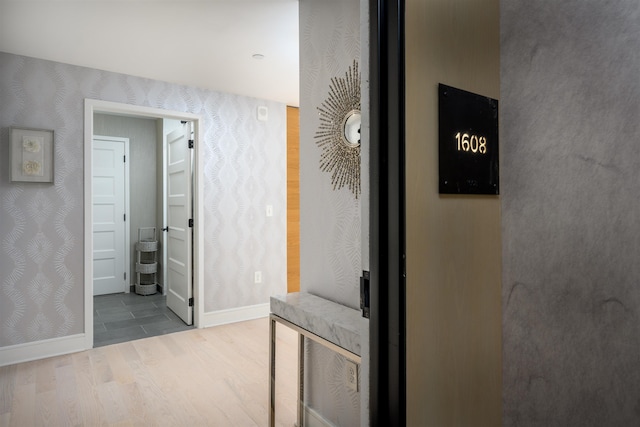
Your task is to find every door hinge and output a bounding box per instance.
[188,139,194,149]
[124,272,126,280]
[188,218,193,228]
[124,213,126,221]
[123,155,126,162]
[188,297,194,307]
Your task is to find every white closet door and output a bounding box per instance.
[93,137,128,296]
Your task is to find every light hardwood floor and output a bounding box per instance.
[0,318,299,426]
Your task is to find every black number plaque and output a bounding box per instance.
[438,83,499,195]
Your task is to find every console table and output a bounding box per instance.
[269,292,363,427]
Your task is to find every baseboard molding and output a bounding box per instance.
[0,333,88,367]
[1,304,270,367]
[201,303,270,328]
[304,405,335,427]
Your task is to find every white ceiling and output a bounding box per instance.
[0,0,300,106]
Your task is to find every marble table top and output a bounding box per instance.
[270,292,364,356]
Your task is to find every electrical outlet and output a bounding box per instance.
[254,271,262,283]
[345,359,359,392]
[257,106,269,122]
[266,205,273,217]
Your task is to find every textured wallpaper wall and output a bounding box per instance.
[0,52,287,347]
[300,0,362,309]
[299,0,362,425]
[501,1,640,425]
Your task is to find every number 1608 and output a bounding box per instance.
[455,132,487,154]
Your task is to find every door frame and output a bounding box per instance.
[83,99,204,349]
[91,135,131,296]
[369,0,406,425]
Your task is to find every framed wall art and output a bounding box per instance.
[10,127,54,183]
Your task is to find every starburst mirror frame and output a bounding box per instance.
[315,60,361,198]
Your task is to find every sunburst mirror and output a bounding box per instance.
[315,60,361,198]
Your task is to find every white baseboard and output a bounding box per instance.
[200,303,270,328]
[1,304,270,367]
[0,333,88,367]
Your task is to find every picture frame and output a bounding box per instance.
[9,127,54,183]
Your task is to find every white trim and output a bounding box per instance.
[84,99,204,350]
[0,334,86,367]
[193,119,204,328]
[124,137,131,293]
[200,303,270,328]
[84,103,94,350]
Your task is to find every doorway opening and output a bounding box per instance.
[83,99,204,349]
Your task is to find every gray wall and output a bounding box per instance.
[0,52,287,347]
[299,0,363,425]
[93,114,158,288]
[501,1,640,425]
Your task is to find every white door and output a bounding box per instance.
[166,123,193,325]
[93,137,129,296]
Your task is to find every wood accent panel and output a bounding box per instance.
[287,106,300,293]
[0,319,299,426]
[405,0,502,425]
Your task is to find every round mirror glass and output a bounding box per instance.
[342,110,361,148]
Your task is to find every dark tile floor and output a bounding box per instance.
[93,292,194,347]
